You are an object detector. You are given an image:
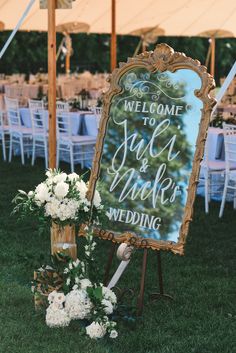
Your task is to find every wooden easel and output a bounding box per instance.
[103,241,173,316]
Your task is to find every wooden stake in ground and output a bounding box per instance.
[111,0,117,72]
[48,0,57,169]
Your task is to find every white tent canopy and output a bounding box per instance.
[0,0,236,37]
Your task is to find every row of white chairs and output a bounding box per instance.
[0,97,102,172]
[201,123,236,218]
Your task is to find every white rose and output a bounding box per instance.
[54,182,69,199]
[68,173,79,182]
[93,190,101,208]
[109,330,118,339]
[53,173,67,183]
[86,321,106,339]
[35,183,51,204]
[28,191,34,197]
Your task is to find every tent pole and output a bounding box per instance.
[111,0,117,71]
[205,41,212,68]
[65,33,71,75]
[48,0,57,169]
[210,36,215,77]
[65,52,70,75]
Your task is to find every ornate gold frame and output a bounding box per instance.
[87,43,216,255]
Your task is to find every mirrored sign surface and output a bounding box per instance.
[98,67,202,243]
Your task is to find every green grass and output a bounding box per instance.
[0,155,236,353]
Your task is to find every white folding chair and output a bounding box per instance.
[56,112,96,172]
[56,101,70,113]
[5,96,32,165]
[91,106,102,128]
[200,131,226,214]
[219,123,236,217]
[0,110,9,161]
[29,99,48,168]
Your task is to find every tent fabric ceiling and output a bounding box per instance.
[0,0,236,37]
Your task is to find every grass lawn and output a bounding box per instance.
[0,156,236,353]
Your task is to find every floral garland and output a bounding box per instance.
[45,231,118,339]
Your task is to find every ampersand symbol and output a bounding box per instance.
[140,158,149,173]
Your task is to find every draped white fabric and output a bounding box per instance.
[0,0,236,37]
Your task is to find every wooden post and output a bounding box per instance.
[111,0,117,72]
[65,33,72,75]
[65,52,70,75]
[210,36,215,78]
[48,0,57,169]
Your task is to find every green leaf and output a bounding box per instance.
[93,286,103,300]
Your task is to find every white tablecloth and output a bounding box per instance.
[206,127,224,161]
[19,108,95,136]
[84,114,98,137]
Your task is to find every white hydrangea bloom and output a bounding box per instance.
[101,299,114,315]
[46,304,70,328]
[45,197,78,221]
[86,321,106,339]
[54,182,69,199]
[48,290,57,305]
[65,289,93,320]
[102,287,117,305]
[53,292,66,306]
[44,197,60,219]
[35,183,51,204]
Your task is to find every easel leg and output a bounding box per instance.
[150,251,173,301]
[137,248,148,316]
[157,251,164,295]
[103,242,116,286]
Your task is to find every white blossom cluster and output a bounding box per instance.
[86,316,118,339]
[65,286,93,320]
[46,291,70,328]
[24,170,103,224]
[46,284,118,339]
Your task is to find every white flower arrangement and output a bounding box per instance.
[13,169,104,229]
[44,234,118,339]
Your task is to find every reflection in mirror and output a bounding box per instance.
[98,67,203,243]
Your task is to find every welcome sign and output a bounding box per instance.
[88,44,215,255]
